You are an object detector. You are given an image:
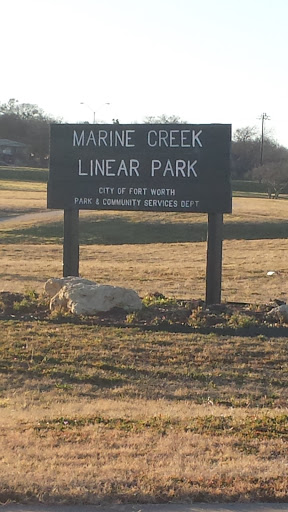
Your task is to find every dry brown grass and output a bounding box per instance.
[0,185,46,217]
[1,191,288,302]
[1,425,287,504]
[0,239,287,303]
[1,184,288,504]
[0,321,287,504]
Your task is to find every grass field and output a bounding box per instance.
[0,182,288,302]
[0,175,288,504]
[0,319,287,504]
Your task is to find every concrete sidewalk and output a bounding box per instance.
[1,503,288,512]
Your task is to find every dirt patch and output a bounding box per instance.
[0,291,49,320]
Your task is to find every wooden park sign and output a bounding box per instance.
[48,123,232,304]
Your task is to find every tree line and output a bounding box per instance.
[1,101,288,197]
[232,126,288,198]
[0,99,59,167]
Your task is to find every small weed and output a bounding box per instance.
[0,398,9,408]
[150,316,173,328]
[228,314,258,328]
[11,289,49,314]
[187,370,211,383]
[142,292,177,307]
[24,289,39,301]
[13,298,34,312]
[125,309,148,324]
[125,312,138,324]
[49,309,76,321]
[55,383,74,391]
[188,306,207,327]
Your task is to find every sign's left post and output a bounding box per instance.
[63,209,79,277]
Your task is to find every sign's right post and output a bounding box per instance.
[205,213,223,306]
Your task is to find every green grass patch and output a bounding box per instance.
[1,321,287,407]
[0,166,48,182]
[232,180,288,195]
[1,215,288,245]
[0,222,63,244]
[34,413,288,440]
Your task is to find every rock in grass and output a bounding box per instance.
[267,304,288,322]
[45,277,142,315]
[44,277,95,299]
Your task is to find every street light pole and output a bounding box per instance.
[258,112,270,165]
[80,102,110,124]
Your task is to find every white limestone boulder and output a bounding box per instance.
[267,304,288,323]
[44,277,96,299]
[46,277,142,315]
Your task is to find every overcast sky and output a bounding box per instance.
[2,0,288,146]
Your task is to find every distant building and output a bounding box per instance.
[0,139,28,165]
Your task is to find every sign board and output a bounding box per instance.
[48,123,232,213]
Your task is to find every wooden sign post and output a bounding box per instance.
[63,209,79,277]
[205,213,223,305]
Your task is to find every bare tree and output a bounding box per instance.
[143,114,186,124]
[252,161,288,199]
[231,126,288,179]
[233,126,259,142]
[232,127,260,178]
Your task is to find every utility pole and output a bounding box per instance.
[258,112,270,165]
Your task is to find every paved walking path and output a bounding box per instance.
[0,210,62,225]
[2,503,288,512]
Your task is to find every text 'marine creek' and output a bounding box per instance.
[73,129,203,148]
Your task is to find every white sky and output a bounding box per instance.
[2,0,288,146]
